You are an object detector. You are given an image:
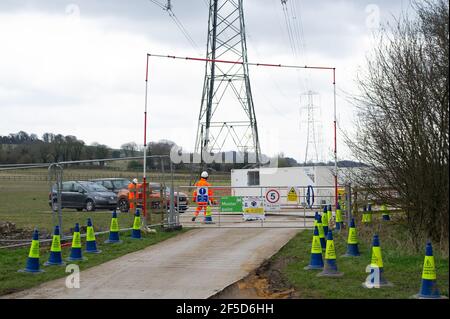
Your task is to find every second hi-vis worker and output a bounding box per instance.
[192,171,214,222]
[128,178,143,210]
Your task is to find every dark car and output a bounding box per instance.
[49,181,118,212]
[90,178,130,194]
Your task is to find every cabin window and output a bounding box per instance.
[247,171,260,186]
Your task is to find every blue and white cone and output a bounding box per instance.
[362,234,392,288]
[131,209,142,239]
[44,225,65,266]
[315,212,326,251]
[67,223,87,262]
[304,226,324,270]
[342,218,360,257]
[318,230,344,277]
[19,228,44,273]
[105,210,122,244]
[322,206,329,235]
[85,218,101,253]
[413,242,447,299]
[335,202,343,231]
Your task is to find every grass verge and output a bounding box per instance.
[0,227,188,296]
[271,221,449,298]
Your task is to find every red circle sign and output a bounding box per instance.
[265,189,280,203]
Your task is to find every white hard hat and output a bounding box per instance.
[132,178,138,184]
[201,171,209,178]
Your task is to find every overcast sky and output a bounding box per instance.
[0,0,413,163]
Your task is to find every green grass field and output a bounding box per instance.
[0,168,230,234]
[271,220,449,298]
[0,228,187,296]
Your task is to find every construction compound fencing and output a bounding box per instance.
[176,185,352,228]
[0,156,181,247]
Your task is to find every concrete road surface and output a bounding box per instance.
[4,228,300,299]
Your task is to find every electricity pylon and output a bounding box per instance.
[195,0,261,165]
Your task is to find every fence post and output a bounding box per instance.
[346,183,352,226]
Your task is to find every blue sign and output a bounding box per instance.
[196,187,209,203]
[306,185,314,208]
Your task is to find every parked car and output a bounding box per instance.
[49,181,118,212]
[90,178,131,194]
[116,182,189,213]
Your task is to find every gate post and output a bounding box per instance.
[345,183,352,226]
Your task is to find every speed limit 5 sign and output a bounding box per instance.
[265,189,281,211]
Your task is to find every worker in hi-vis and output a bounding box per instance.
[192,171,214,222]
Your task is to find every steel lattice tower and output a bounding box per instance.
[301,90,323,164]
[195,0,261,164]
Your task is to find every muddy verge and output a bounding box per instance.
[0,221,52,246]
[210,255,299,299]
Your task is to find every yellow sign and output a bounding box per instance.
[133,217,141,230]
[311,236,322,254]
[50,235,61,252]
[28,240,40,258]
[336,209,343,222]
[86,226,95,241]
[110,218,119,232]
[321,214,329,227]
[72,232,81,248]
[315,220,325,238]
[287,187,298,202]
[325,240,336,259]
[422,256,436,280]
[370,246,383,268]
[347,227,358,244]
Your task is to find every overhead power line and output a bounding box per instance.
[148,0,202,54]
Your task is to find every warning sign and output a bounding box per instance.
[311,236,322,254]
[264,189,280,211]
[287,187,298,202]
[243,196,265,221]
[325,241,336,260]
[422,256,436,280]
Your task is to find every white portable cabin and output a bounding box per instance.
[230,166,336,206]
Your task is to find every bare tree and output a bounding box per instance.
[347,0,449,251]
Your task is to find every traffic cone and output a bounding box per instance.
[412,242,447,299]
[318,230,343,277]
[67,223,86,261]
[342,218,360,257]
[203,206,214,224]
[18,228,44,273]
[321,206,329,235]
[85,218,101,253]
[304,226,324,270]
[362,205,368,223]
[335,202,343,230]
[44,225,65,266]
[315,212,326,251]
[104,210,122,244]
[362,234,392,288]
[381,204,390,221]
[131,209,142,239]
[327,204,333,225]
[367,204,373,223]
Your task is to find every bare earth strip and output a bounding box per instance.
[4,227,300,299]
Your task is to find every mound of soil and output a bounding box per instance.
[0,221,51,246]
[211,256,299,299]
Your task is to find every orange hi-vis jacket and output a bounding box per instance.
[192,178,213,203]
[128,182,144,209]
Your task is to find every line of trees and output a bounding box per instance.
[347,0,448,252]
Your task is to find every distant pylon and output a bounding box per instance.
[195,0,261,165]
[300,90,323,164]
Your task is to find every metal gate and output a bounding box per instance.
[176,185,351,228]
